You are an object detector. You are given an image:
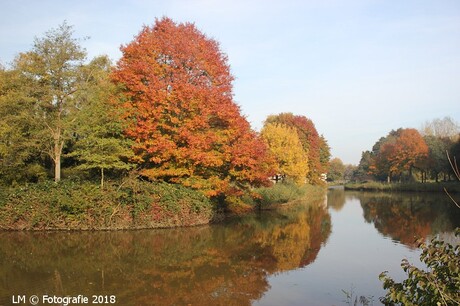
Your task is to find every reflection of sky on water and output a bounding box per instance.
[254,193,422,306]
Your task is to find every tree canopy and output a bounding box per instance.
[112,17,274,196]
[260,123,308,185]
[265,112,329,184]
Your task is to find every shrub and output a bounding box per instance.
[255,181,308,207]
[379,229,460,305]
[0,178,214,230]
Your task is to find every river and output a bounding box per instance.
[1,189,459,305]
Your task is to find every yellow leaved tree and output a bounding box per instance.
[261,123,309,185]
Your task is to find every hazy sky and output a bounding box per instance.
[1,0,459,164]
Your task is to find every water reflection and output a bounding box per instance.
[0,201,331,306]
[348,192,460,247]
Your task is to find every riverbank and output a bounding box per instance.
[0,179,214,231]
[0,179,325,231]
[344,181,460,193]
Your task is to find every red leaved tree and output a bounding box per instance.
[370,128,428,182]
[112,17,274,196]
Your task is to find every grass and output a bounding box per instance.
[253,181,326,209]
[344,181,460,193]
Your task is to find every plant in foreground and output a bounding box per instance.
[379,229,460,305]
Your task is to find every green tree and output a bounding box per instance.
[424,135,453,182]
[15,22,86,182]
[327,157,345,182]
[68,56,133,188]
[319,135,331,176]
[0,66,46,183]
[261,123,309,185]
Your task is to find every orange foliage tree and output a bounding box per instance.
[370,128,428,182]
[112,17,274,196]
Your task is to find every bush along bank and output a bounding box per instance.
[248,181,326,210]
[0,179,215,230]
[344,181,460,193]
[0,179,326,231]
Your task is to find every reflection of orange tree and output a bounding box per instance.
[359,193,460,248]
[0,203,331,306]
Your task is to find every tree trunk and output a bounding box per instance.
[101,168,104,190]
[54,136,61,182]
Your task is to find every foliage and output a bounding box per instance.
[254,182,325,208]
[423,135,454,182]
[379,229,460,306]
[0,68,47,184]
[328,157,346,182]
[345,181,460,193]
[112,17,274,196]
[67,56,134,188]
[356,119,460,183]
[13,22,87,182]
[0,179,214,230]
[368,128,428,182]
[265,112,329,184]
[260,122,308,185]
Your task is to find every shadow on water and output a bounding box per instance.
[0,200,331,306]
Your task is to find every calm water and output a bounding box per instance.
[1,190,459,306]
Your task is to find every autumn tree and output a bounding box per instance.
[370,129,428,182]
[260,123,308,185]
[391,128,429,178]
[265,113,328,184]
[112,17,274,196]
[14,22,86,182]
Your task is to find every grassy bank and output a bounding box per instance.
[0,179,214,230]
[345,181,460,193]
[252,182,326,209]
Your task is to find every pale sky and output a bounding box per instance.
[1,0,459,164]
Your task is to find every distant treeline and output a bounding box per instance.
[353,118,460,183]
[324,117,460,184]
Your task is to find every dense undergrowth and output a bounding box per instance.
[0,179,214,230]
[0,179,324,230]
